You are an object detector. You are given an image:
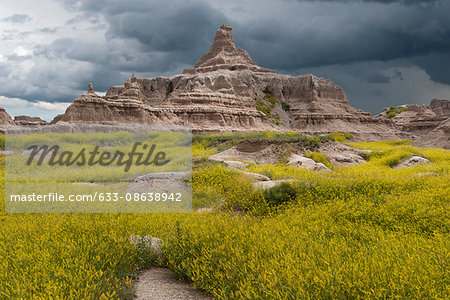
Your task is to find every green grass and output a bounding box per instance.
[386,105,410,118]
[255,94,282,125]
[330,132,353,143]
[192,131,333,155]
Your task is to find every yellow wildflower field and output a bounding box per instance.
[0,136,448,299]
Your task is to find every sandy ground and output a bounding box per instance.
[134,268,212,300]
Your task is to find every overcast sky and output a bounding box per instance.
[0,0,449,121]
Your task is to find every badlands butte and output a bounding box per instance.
[2,24,449,149]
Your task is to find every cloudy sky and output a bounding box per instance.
[0,0,449,121]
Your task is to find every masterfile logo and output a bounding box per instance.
[5,125,192,213]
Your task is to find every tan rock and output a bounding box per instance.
[413,119,450,149]
[0,107,14,125]
[430,98,450,117]
[394,156,430,168]
[287,154,331,171]
[14,115,47,126]
[0,106,14,133]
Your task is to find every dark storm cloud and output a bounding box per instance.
[1,14,32,23]
[57,0,229,74]
[235,2,450,85]
[56,0,449,85]
[1,0,449,115]
[413,52,450,85]
[291,0,440,4]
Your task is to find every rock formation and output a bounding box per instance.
[378,104,446,135]
[413,118,450,149]
[14,115,48,126]
[183,24,275,74]
[0,106,14,133]
[55,24,407,139]
[430,98,450,118]
[0,107,14,126]
[378,99,449,149]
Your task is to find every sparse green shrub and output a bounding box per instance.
[386,107,397,118]
[255,94,283,125]
[281,102,290,112]
[263,182,297,207]
[304,152,333,169]
[344,133,353,140]
[386,105,409,118]
[264,94,280,106]
[330,132,346,142]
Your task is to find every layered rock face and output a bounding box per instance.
[183,24,274,74]
[0,107,14,128]
[378,104,446,134]
[56,24,405,139]
[377,99,450,149]
[14,115,48,126]
[430,98,450,117]
[413,118,450,149]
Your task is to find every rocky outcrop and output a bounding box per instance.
[55,25,407,139]
[430,98,450,118]
[378,103,447,135]
[14,115,47,126]
[183,24,275,74]
[287,154,331,171]
[394,156,430,169]
[0,107,14,126]
[413,118,450,149]
[378,99,449,148]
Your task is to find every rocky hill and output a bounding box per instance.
[14,115,48,126]
[412,118,450,149]
[53,25,406,140]
[378,99,449,149]
[0,107,14,129]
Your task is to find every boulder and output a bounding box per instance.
[237,170,271,181]
[223,160,249,169]
[129,235,163,258]
[312,163,331,172]
[394,156,430,168]
[287,154,317,169]
[329,153,364,165]
[287,154,331,171]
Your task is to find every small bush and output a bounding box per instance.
[264,94,280,106]
[281,102,290,112]
[385,105,409,119]
[255,95,281,125]
[386,107,397,118]
[330,132,346,143]
[0,134,4,150]
[263,182,297,207]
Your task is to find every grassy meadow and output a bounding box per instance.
[0,132,449,299]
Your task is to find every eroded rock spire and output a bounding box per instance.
[184,24,274,74]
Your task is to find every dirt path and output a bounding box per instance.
[134,268,212,300]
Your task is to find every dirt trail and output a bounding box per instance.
[134,268,212,300]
